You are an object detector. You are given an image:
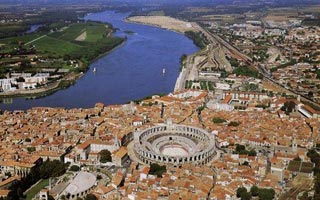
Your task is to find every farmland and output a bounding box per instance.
[0,20,124,96]
[32,36,82,56]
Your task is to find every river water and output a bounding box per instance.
[25,24,43,34]
[0,11,198,111]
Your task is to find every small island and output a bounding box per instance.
[124,30,135,35]
[0,10,125,98]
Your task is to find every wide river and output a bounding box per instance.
[0,11,198,111]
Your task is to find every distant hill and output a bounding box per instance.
[1,0,318,4]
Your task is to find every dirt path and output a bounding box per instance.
[24,34,47,46]
[75,31,87,41]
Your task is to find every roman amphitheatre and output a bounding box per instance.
[132,122,216,166]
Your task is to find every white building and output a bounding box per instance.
[24,73,50,85]
[0,79,17,92]
[74,139,120,162]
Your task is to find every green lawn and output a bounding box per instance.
[32,36,82,56]
[25,179,49,200]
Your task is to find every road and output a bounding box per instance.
[24,34,47,46]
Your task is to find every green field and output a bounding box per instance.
[49,22,110,42]
[0,22,112,56]
[25,179,49,200]
[0,33,43,45]
[32,36,82,56]
[22,22,116,57]
[0,21,124,74]
[85,24,110,42]
[0,23,29,38]
[50,23,86,41]
[48,22,67,30]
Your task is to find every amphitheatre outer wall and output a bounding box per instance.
[133,123,216,166]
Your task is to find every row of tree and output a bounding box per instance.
[184,31,208,49]
[233,66,261,78]
[237,186,275,200]
[307,149,320,199]
[234,144,257,157]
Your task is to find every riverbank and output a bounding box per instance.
[0,72,82,98]
[126,16,198,34]
[89,36,127,64]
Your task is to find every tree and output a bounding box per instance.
[315,173,320,199]
[244,83,259,91]
[237,187,247,198]
[99,149,112,163]
[236,144,246,153]
[248,149,257,157]
[307,149,320,174]
[250,185,259,196]
[281,101,296,114]
[258,188,275,200]
[229,57,240,67]
[20,62,31,70]
[69,165,80,172]
[299,191,309,200]
[7,159,67,200]
[48,195,55,200]
[39,159,67,179]
[16,77,25,82]
[228,121,240,127]
[233,66,260,78]
[5,172,11,177]
[241,191,252,200]
[293,156,302,161]
[184,31,207,49]
[242,161,250,166]
[85,194,97,200]
[212,117,227,124]
[27,147,36,153]
[149,163,166,178]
